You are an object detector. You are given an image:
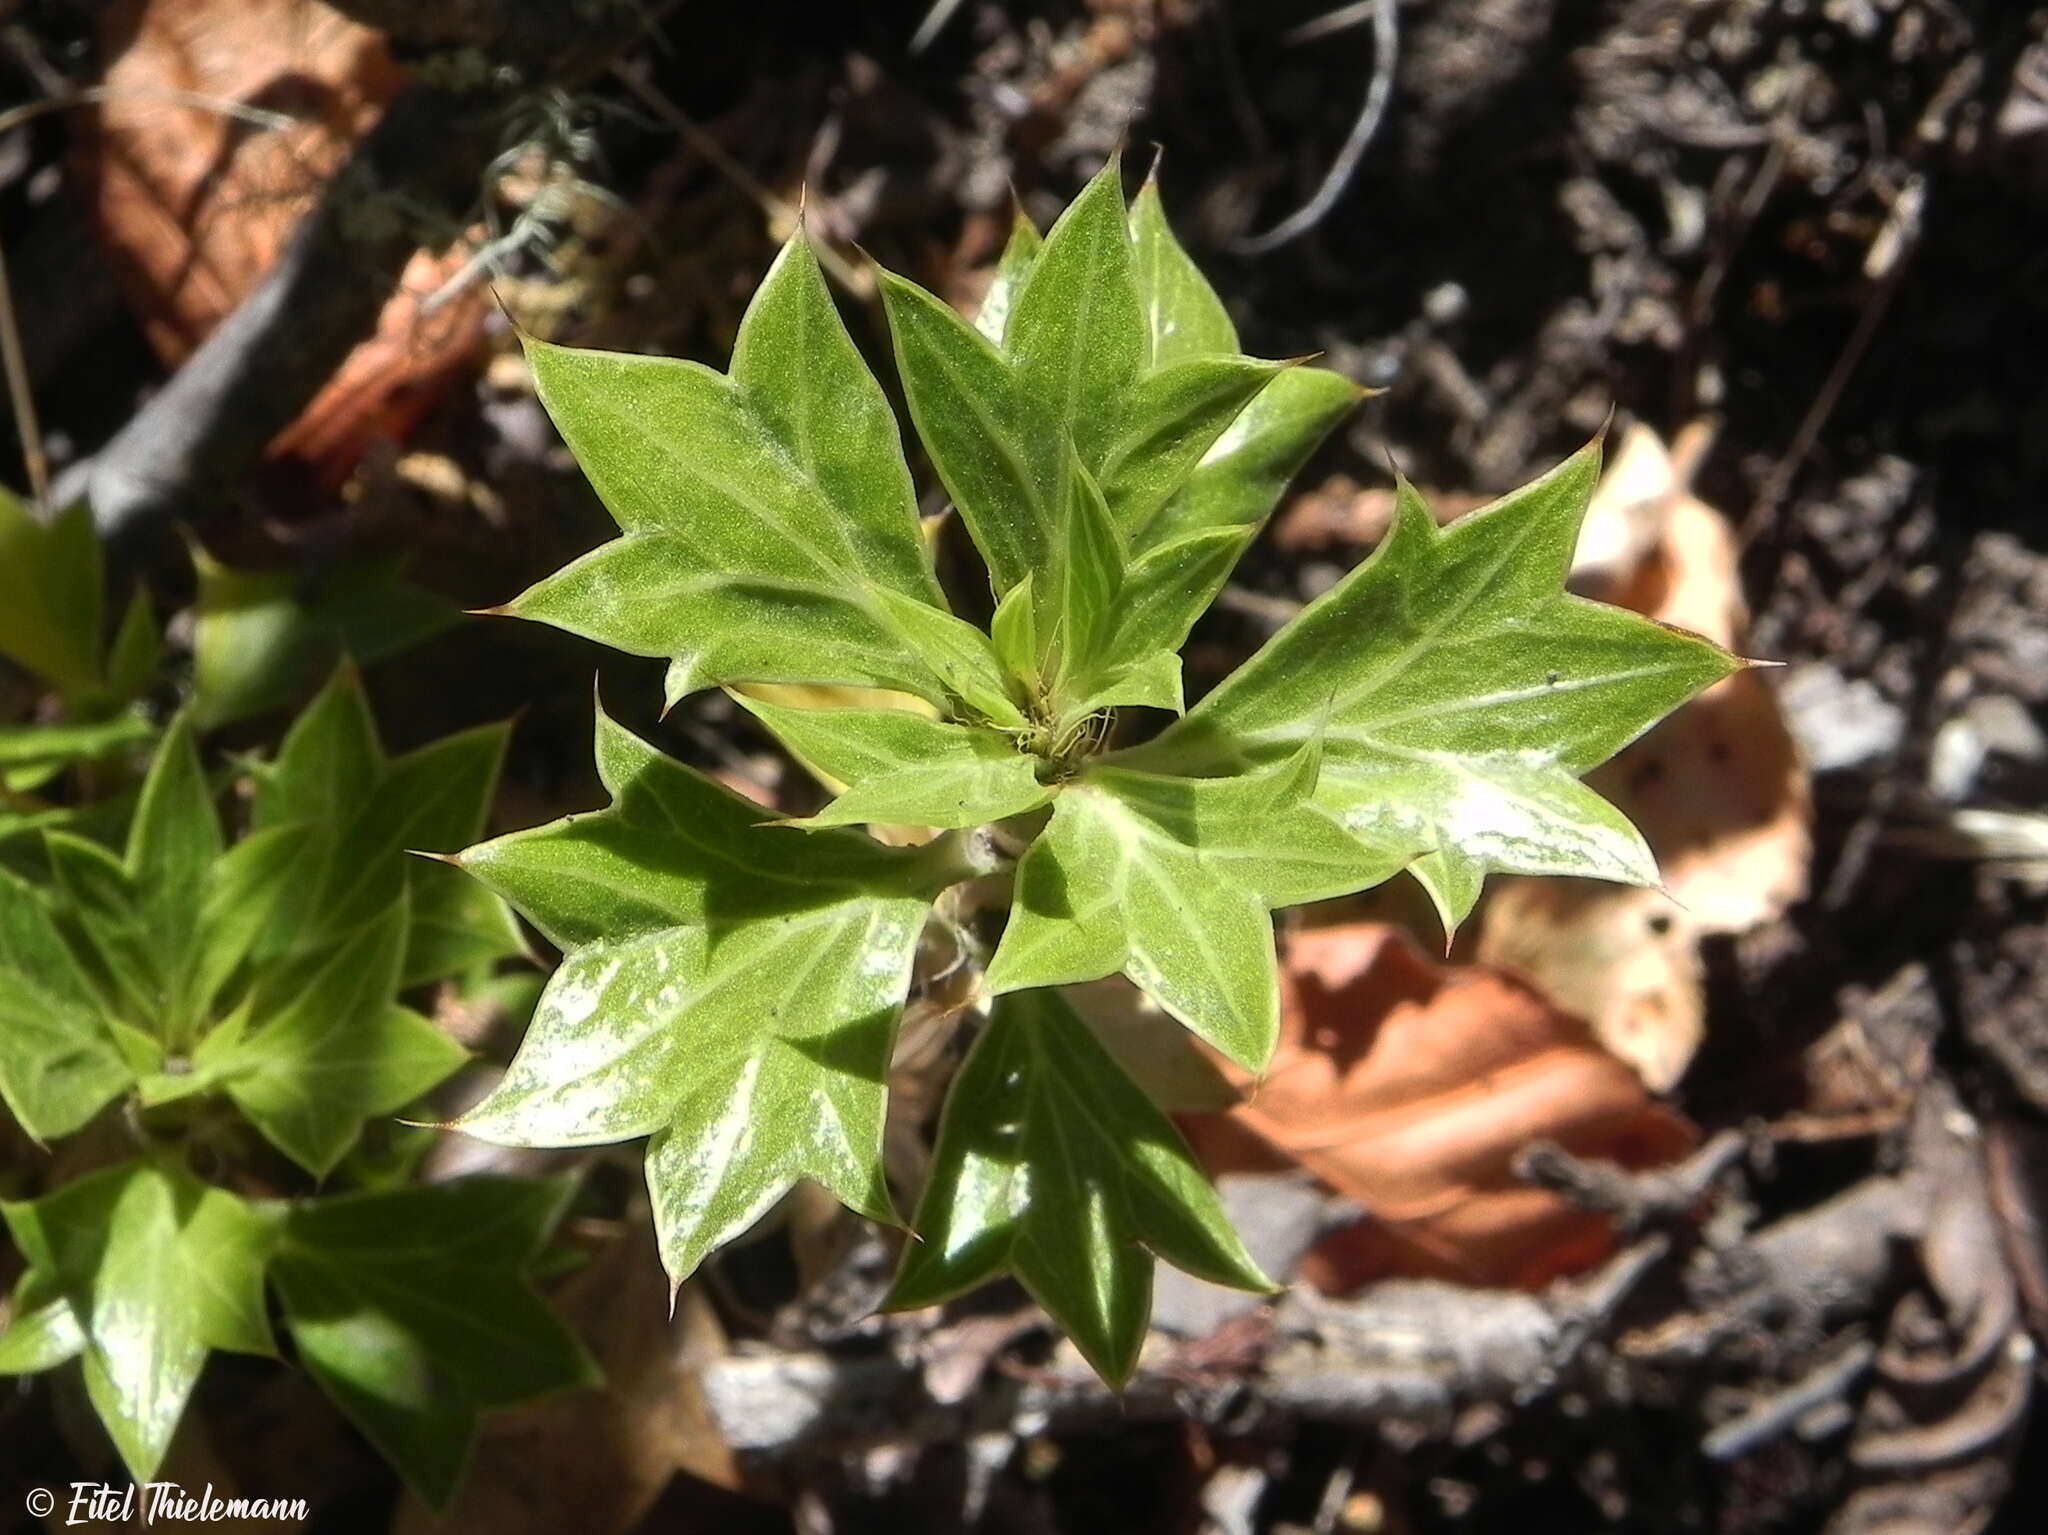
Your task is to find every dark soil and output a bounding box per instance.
[2,1,2045,1532]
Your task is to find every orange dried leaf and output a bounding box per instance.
[83,0,487,485]
[1186,924,1696,1292]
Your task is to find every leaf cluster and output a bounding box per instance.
[456,160,1739,1381]
[0,670,584,1503]
[0,485,455,851]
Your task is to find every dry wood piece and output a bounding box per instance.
[62,0,669,540]
[697,1236,1674,1457]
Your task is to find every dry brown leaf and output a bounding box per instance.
[1184,924,1697,1293]
[393,1222,740,1535]
[83,0,487,485]
[1473,423,1812,1088]
[1574,421,1812,933]
[1272,474,1485,553]
[1476,882,1702,1092]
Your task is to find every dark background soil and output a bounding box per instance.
[3,1,2046,1531]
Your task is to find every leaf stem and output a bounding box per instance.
[908,824,1013,892]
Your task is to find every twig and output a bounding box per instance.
[1516,1130,1748,1234]
[1232,0,1398,255]
[1701,1339,1876,1460]
[0,87,303,513]
[0,85,298,140]
[1213,584,1303,632]
[57,1,675,541]
[1283,2,1379,46]
[0,231,46,506]
[910,0,972,55]
[1742,173,1925,541]
[606,64,867,295]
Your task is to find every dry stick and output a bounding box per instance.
[1674,134,1785,425]
[57,86,489,538]
[1742,174,1925,543]
[607,64,868,296]
[910,0,972,54]
[0,232,47,507]
[61,0,677,543]
[0,89,300,514]
[0,84,297,140]
[1700,1339,1877,1461]
[1233,0,1398,255]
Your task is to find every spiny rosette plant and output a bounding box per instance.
[0,672,591,1504]
[449,159,1741,1382]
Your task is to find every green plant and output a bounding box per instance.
[0,671,586,1504]
[0,491,161,802]
[0,483,454,846]
[448,160,1740,1381]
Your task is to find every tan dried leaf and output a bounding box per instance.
[1184,924,1696,1291]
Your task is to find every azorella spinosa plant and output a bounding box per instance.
[448,159,1739,1381]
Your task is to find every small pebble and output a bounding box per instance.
[1779,663,1906,772]
[1422,281,1468,325]
[1928,694,2047,802]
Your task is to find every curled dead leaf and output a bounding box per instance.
[1477,882,1702,1092]
[1572,421,1812,933]
[1474,422,1812,1089]
[83,0,488,485]
[1183,924,1697,1293]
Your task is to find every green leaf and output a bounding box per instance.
[175,823,315,1033]
[194,899,465,1175]
[1128,175,1238,364]
[864,587,1029,729]
[0,713,153,772]
[1048,447,1127,690]
[737,693,1052,830]
[248,668,517,981]
[319,722,510,938]
[1005,162,1146,477]
[453,708,943,1286]
[987,752,1411,1068]
[1136,365,1363,549]
[0,493,102,701]
[877,269,1053,597]
[990,577,1038,688]
[1125,446,1742,930]
[0,1275,85,1373]
[879,160,1307,716]
[102,588,162,708]
[1069,650,1185,716]
[0,866,132,1138]
[402,861,529,987]
[36,718,227,1038]
[973,205,1043,346]
[272,1177,595,1510]
[1097,357,1283,543]
[44,831,166,1029]
[0,1159,279,1480]
[191,548,455,727]
[513,234,962,705]
[125,714,223,969]
[1105,523,1256,675]
[887,991,1270,1384]
[250,663,382,832]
